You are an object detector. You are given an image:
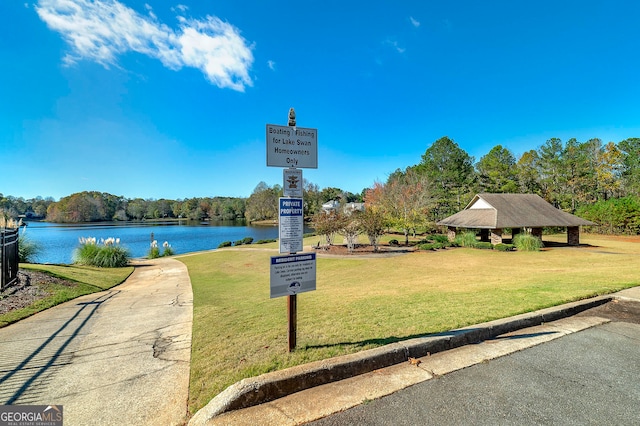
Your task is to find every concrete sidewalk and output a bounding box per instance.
[0,258,193,425]
[190,286,640,425]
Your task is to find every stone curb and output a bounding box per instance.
[189,295,612,425]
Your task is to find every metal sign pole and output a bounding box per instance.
[287,107,297,353]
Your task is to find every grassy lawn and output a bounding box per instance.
[180,233,640,414]
[0,264,134,327]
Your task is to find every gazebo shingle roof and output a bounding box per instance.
[437,193,596,229]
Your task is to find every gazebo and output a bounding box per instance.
[437,193,596,246]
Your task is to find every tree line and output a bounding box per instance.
[2,135,639,233]
[362,136,640,236]
[0,192,247,223]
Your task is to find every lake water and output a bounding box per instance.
[21,220,302,264]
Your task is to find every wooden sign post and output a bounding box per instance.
[267,108,318,352]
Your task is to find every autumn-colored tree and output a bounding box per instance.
[338,213,362,253]
[311,210,346,248]
[365,169,432,245]
[358,205,387,251]
[598,142,623,200]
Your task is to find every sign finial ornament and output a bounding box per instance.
[288,108,296,126]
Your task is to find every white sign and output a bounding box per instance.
[283,168,303,197]
[279,197,304,253]
[266,124,318,168]
[270,253,316,298]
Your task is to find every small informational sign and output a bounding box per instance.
[266,124,318,168]
[283,168,303,197]
[270,253,316,298]
[279,197,304,253]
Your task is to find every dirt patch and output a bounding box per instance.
[0,269,78,315]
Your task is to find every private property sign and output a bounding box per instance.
[270,253,316,298]
[279,197,304,253]
[266,124,318,168]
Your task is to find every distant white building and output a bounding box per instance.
[321,200,340,212]
[321,200,365,214]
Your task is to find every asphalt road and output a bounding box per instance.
[310,301,640,426]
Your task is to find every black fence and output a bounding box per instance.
[1,228,19,290]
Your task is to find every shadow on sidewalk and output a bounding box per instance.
[0,290,120,404]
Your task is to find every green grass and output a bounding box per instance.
[180,233,640,414]
[0,264,133,327]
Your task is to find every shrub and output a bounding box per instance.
[419,235,452,248]
[241,237,254,245]
[513,233,544,251]
[93,245,130,267]
[234,240,244,246]
[430,234,450,244]
[388,239,399,246]
[419,242,445,251]
[148,240,160,259]
[74,237,130,267]
[218,241,232,248]
[18,232,41,263]
[475,242,494,250]
[255,239,276,244]
[76,239,101,261]
[455,231,478,247]
[161,241,174,257]
[494,243,515,252]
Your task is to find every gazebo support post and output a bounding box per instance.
[490,229,503,245]
[567,226,580,245]
[447,227,456,242]
[531,227,543,242]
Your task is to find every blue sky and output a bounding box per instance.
[2,1,639,201]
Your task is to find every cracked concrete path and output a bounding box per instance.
[0,258,193,425]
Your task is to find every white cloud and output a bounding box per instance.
[409,16,420,28]
[267,60,276,70]
[174,4,188,13]
[35,0,254,91]
[385,39,406,54]
[144,3,156,20]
